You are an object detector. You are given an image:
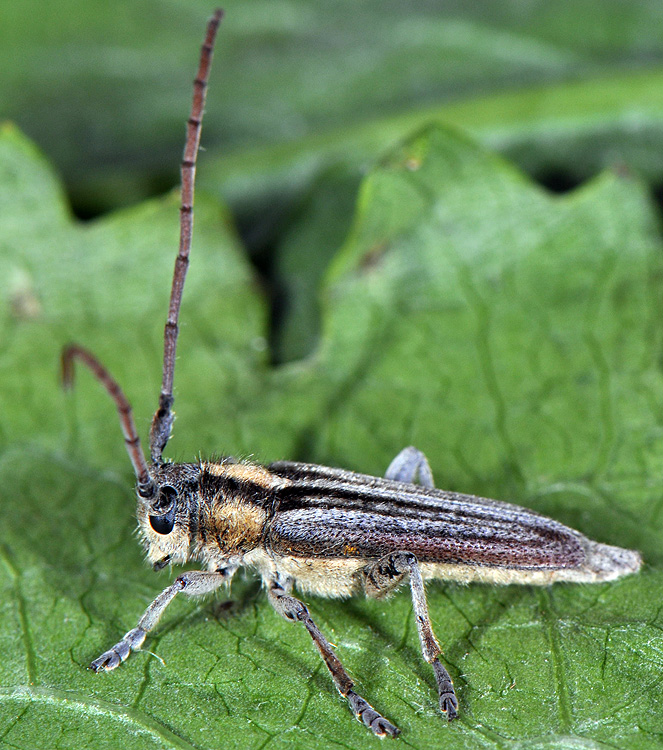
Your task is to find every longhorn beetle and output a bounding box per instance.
[62,9,643,738]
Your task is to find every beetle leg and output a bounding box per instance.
[385,446,434,488]
[363,551,458,720]
[267,576,400,738]
[90,568,235,672]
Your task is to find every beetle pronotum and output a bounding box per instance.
[62,9,642,738]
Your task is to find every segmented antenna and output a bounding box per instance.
[61,11,223,495]
[62,345,156,499]
[149,8,224,464]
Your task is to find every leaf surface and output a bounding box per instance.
[1,117,663,750]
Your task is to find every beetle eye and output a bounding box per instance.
[149,512,175,535]
[148,485,177,535]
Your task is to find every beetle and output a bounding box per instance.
[62,9,642,738]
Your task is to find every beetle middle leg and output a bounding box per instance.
[363,551,458,720]
[267,576,400,737]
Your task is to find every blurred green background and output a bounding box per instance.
[5,0,663,214]
[6,0,663,362]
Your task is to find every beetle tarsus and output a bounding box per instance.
[432,657,458,720]
[90,626,146,672]
[347,690,400,737]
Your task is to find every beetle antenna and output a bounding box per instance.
[62,344,156,499]
[149,8,224,464]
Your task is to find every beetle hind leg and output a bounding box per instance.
[385,446,435,487]
[362,551,458,721]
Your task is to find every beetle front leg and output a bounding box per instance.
[91,568,234,672]
[385,446,435,488]
[267,576,400,738]
[363,551,458,721]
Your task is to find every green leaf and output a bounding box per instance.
[4,1,663,215]
[2,116,663,750]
